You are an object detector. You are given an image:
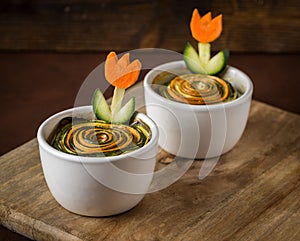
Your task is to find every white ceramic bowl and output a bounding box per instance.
[144,60,253,159]
[37,106,158,217]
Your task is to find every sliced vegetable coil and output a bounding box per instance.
[158,74,239,105]
[48,117,151,157]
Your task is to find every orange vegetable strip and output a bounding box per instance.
[105,51,142,89]
[190,9,222,43]
[106,51,118,64]
[118,53,130,70]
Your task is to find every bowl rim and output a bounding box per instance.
[144,60,253,110]
[37,106,158,163]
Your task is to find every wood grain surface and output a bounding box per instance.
[0,101,299,241]
[1,0,300,238]
[0,0,299,53]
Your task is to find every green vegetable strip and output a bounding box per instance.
[198,42,211,65]
[111,87,125,117]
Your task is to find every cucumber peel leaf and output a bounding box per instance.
[112,97,135,124]
[92,88,135,124]
[184,42,229,75]
[92,88,112,123]
[184,42,207,74]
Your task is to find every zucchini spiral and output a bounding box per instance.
[158,74,239,105]
[48,117,151,157]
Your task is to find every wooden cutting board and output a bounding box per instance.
[0,100,299,241]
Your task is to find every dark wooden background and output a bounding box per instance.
[0,0,299,53]
[0,0,299,240]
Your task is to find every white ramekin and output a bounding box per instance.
[144,60,253,159]
[37,106,158,216]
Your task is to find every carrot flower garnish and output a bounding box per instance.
[105,51,142,89]
[190,9,222,43]
[183,9,228,75]
[92,51,142,123]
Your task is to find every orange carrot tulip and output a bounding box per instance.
[105,51,142,89]
[190,9,222,43]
